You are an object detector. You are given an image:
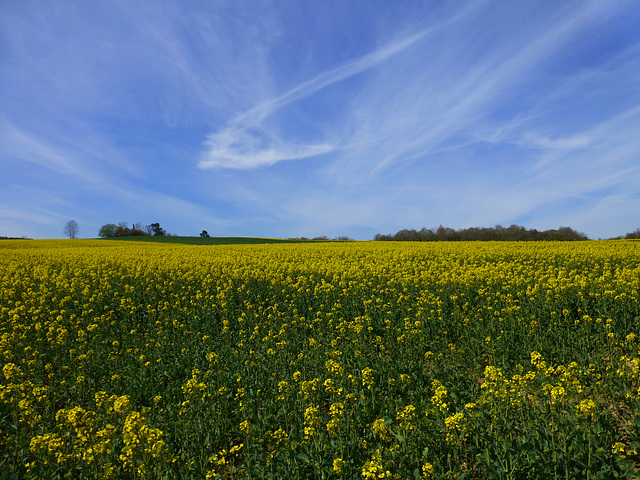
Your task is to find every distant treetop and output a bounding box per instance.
[99,222,167,238]
[625,229,640,239]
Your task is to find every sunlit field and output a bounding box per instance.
[2,239,640,479]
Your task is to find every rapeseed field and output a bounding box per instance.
[1,239,639,479]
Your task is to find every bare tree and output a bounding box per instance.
[64,220,79,239]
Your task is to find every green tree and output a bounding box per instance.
[98,223,117,238]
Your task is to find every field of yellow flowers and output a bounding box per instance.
[1,239,640,479]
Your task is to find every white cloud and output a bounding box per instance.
[334,1,615,176]
[200,128,335,169]
[197,5,483,170]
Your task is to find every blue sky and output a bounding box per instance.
[2,1,639,240]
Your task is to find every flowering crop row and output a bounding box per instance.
[1,239,640,479]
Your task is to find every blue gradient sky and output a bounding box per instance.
[2,1,639,239]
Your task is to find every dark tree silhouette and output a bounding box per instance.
[150,223,166,236]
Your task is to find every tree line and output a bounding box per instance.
[374,224,590,242]
[98,222,166,238]
[51,220,640,241]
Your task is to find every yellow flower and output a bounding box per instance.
[362,367,374,389]
[576,399,596,417]
[2,363,22,380]
[239,420,251,434]
[372,418,389,440]
[444,412,467,444]
[94,391,107,408]
[325,359,344,376]
[361,449,388,479]
[333,457,346,475]
[278,380,289,393]
[304,406,319,438]
[431,381,448,413]
[612,442,626,455]
[549,386,566,405]
[396,405,416,430]
[113,395,131,414]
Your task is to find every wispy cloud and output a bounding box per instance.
[200,128,335,169]
[0,120,90,180]
[0,205,58,226]
[330,1,617,175]
[198,4,482,170]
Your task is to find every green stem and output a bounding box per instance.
[587,420,592,480]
